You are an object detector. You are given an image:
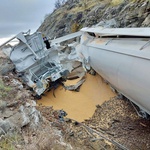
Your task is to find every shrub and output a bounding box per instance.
[55,0,66,9]
[71,22,79,33]
[0,132,22,150]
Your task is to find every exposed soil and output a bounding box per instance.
[38,97,150,150]
[84,98,150,149]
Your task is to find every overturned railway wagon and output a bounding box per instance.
[1,27,150,116]
[0,31,69,96]
[80,27,150,116]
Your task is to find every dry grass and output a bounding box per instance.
[111,0,124,6]
[22,123,72,150]
[0,79,11,98]
[71,22,80,33]
[0,132,22,150]
[70,0,98,13]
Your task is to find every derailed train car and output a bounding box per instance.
[79,27,150,116]
[0,31,82,97]
[1,27,150,117]
[0,31,70,97]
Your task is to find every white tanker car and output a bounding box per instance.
[79,27,150,117]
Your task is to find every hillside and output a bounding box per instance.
[38,0,150,39]
[0,0,150,150]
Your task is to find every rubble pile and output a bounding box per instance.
[37,106,118,150]
[38,97,150,150]
[84,98,150,149]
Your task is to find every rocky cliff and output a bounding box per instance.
[38,0,150,39]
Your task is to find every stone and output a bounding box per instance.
[0,119,12,134]
[16,145,22,149]
[0,100,7,113]
[11,79,23,89]
[142,14,150,26]
[0,63,14,75]
[96,19,118,28]
[0,109,14,119]
[5,105,42,128]
[138,2,147,17]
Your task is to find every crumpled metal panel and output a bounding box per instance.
[10,32,46,72]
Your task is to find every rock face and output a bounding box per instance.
[0,58,14,75]
[38,0,150,39]
[0,100,42,137]
[0,71,42,137]
[0,70,76,150]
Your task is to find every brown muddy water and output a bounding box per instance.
[38,74,116,122]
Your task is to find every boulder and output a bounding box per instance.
[142,14,150,26]
[96,18,118,28]
[0,119,12,135]
[0,63,14,75]
[0,100,7,113]
[6,105,42,128]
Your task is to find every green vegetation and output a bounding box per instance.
[0,79,11,98]
[71,22,80,33]
[0,133,22,150]
[70,1,96,13]
[111,0,124,6]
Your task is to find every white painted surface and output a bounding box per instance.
[81,27,150,37]
[80,32,150,114]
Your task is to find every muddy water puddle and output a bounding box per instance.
[38,74,116,122]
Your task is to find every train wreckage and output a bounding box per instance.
[0,27,150,117]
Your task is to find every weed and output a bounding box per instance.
[111,0,124,6]
[71,22,80,33]
[0,132,22,150]
[0,79,11,98]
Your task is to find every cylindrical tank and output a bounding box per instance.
[80,32,150,115]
